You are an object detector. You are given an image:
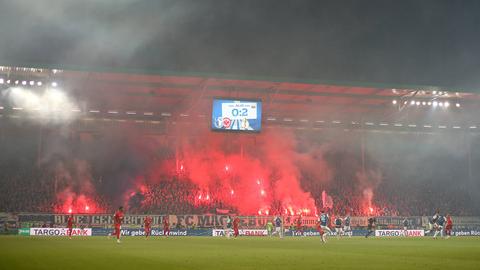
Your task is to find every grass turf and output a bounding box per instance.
[0,236,479,270]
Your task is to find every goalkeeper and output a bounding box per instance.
[266,220,274,236]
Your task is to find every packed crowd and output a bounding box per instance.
[0,163,478,216]
[128,180,227,214]
[0,163,55,213]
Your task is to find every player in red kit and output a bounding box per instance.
[163,216,170,237]
[144,215,152,239]
[233,216,240,238]
[67,214,75,239]
[113,206,124,243]
[445,214,453,239]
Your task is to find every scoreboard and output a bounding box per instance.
[211,99,262,132]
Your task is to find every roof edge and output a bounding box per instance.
[0,60,473,93]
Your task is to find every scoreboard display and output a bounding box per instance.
[211,99,262,132]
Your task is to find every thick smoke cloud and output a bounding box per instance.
[1,1,479,89]
[135,128,328,215]
[0,0,207,68]
[34,120,336,215]
[1,113,479,215]
[28,112,480,216]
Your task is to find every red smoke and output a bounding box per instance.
[52,159,105,214]
[46,122,383,216]
[54,189,103,214]
[356,170,382,215]
[134,128,320,215]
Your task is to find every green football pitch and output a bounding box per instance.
[1,236,479,270]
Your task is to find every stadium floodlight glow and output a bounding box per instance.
[37,81,42,86]
[29,81,34,86]
[433,101,438,107]
[392,100,397,105]
[51,82,58,87]
[14,80,19,85]
[410,100,415,105]
[21,80,27,85]
[432,91,437,95]
[416,101,420,106]
[6,79,11,84]
[427,102,432,105]
[0,78,3,84]
[444,102,450,107]
[422,101,426,105]
[456,103,460,107]
[439,102,444,107]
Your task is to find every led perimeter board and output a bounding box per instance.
[211,99,262,132]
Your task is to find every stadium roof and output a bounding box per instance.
[1,66,480,133]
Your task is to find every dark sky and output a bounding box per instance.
[0,0,479,90]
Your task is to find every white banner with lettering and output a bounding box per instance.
[30,228,92,236]
[375,229,424,237]
[212,229,268,237]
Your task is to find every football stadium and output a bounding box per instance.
[1,1,480,270]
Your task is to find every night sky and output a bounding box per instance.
[0,0,479,90]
